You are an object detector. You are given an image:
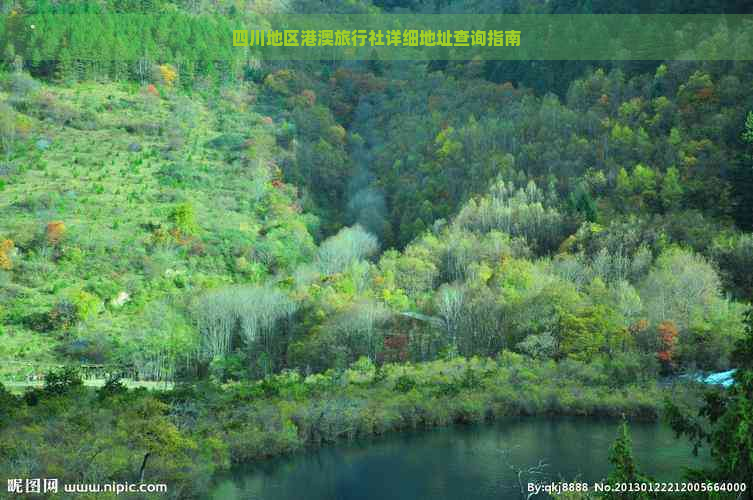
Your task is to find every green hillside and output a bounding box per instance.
[0,76,317,380]
[2,0,753,498]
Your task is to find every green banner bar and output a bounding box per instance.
[4,13,753,61]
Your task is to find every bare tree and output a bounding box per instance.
[195,288,239,361]
[195,285,298,374]
[436,283,465,354]
[642,248,722,330]
[316,224,379,275]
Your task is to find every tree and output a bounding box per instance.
[555,305,610,361]
[744,111,753,144]
[665,309,753,498]
[642,248,722,331]
[116,397,197,483]
[656,320,679,373]
[616,167,632,203]
[436,283,465,355]
[195,286,297,375]
[454,179,569,255]
[605,419,653,500]
[316,225,379,275]
[516,332,556,359]
[328,300,390,362]
[42,366,83,397]
[0,102,18,161]
[236,286,297,376]
[711,233,753,302]
[158,63,177,87]
[660,166,683,212]
[734,111,753,230]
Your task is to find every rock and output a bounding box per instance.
[111,291,130,307]
[128,142,142,153]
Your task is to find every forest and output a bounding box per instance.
[1,0,753,498]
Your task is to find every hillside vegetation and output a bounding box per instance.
[2,0,753,498]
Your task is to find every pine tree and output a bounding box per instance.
[605,419,652,500]
[733,111,753,230]
[55,47,74,83]
[665,309,753,499]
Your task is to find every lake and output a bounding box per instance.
[211,417,708,500]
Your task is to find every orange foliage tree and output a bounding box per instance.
[46,221,66,245]
[301,89,316,106]
[657,320,679,371]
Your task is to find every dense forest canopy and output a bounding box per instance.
[1,0,752,396]
[1,0,753,497]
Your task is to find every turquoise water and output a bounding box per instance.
[212,417,709,500]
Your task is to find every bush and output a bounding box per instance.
[57,337,111,364]
[156,162,203,188]
[393,373,416,393]
[26,300,79,332]
[98,376,128,401]
[4,72,40,98]
[70,290,102,322]
[209,353,248,383]
[0,383,19,424]
[171,202,199,236]
[43,366,83,396]
[604,351,659,386]
[205,133,246,151]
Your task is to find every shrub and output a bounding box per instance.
[57,337,111,364]
[27,300,80,332]
[0,383,19,424]
[209,353,248,383]
[45,221,66,245]
[605,351,658,386]
[0,239,13,270]
[393,373,416,393]
[156,162,202,188]
[205,133,246,151]
[98,376,128,401]
[70,290,103,322]
[0,103,19,160]
[43,366,83,396]
[5,72,40,98]
[170,202,199,236]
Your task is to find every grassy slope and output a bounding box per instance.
[0,79,316,380]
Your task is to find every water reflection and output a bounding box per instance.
[212,417,708,500]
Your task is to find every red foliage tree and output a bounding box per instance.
[657,320,679,371]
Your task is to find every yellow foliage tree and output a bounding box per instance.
[0,239,14,270]
[159,64,178,88]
